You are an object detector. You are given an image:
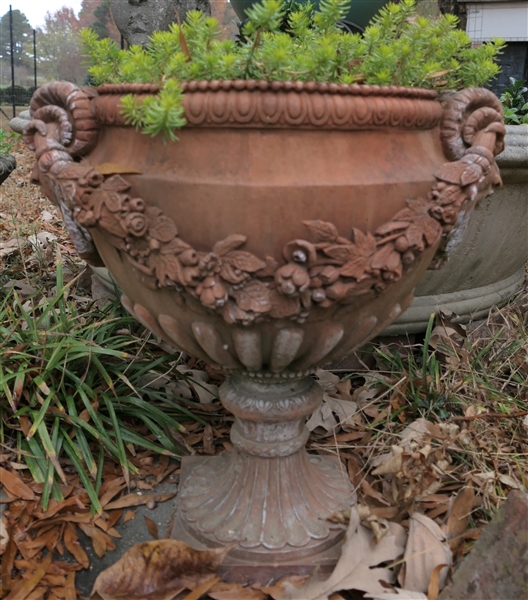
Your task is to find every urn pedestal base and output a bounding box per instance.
[172,373,355,580]
[171,455,350,584]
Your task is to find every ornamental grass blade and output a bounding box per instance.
[90,540,232,600]
[41,418,64,511]
[35,418,68,485]
[61,431,102,514]
[102,395,131,487]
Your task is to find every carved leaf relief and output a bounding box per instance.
[28,85,504,324]
[302,220,339,243]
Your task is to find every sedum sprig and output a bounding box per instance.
[80,0,505,141]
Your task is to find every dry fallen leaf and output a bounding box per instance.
[372,446,404,476]
[307,371,358,433]
[0,517,9,551]
[0,237,27,257]
[277,507,406,599]
[398,513,451,594]
[0,466,35,500]
[63,522,90,569]
[426,562,448,600]
[182,576,221,600]
[260,575,310,600]
[90,539,232,600]
[4,551,53,600]
[444,486,475,551]
[144,516,159,540]
[104,492,176,511]
[174,366,219,404]
[208,581,268,599]
[497,473,523,490]
[365,590,428,599]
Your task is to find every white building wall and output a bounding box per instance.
[466,2,528,41]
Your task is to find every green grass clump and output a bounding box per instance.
[80,0,505,141]
[0,261,205,511]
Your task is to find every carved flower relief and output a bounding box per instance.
[48,162,450,326]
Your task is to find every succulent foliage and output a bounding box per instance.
[80,0,504,140]
[500,77,528,125]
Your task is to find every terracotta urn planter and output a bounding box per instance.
[386,124,528,334]
[24,81,504,578]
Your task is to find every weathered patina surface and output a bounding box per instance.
[24,81,505,573]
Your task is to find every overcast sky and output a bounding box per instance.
[8,0,84,29]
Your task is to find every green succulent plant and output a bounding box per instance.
[500,77,528,125]
[81,0,505,141]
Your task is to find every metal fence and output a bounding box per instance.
[3,4,38,117]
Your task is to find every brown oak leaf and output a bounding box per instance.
[323,244,358,263]
[90,539,232,600]
[335,229,377,279]
[302,220,339,243]
[339,257,370,280]
[352,229,377,255]
[233,280,271,314]
[213,234,247,256]
[404,223,427,250]
[145,206,163,221]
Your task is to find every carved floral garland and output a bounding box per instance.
[25,84,503,327]
[47,152,494,326]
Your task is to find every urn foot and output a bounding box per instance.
[175,373,355,564]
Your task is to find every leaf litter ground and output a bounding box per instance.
[1,139,527,599]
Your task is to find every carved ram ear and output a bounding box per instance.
[23,83,104,266]
[26,81,99,157]
[430,88,505,269]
